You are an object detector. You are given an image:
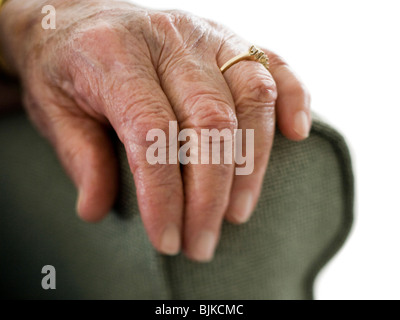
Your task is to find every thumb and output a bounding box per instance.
[50,113,118,222]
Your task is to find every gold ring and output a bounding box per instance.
[220,45,269,74]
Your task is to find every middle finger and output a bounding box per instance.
[158,48,237,262]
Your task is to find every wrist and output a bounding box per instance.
[0,0,42,75]
[0,0,79,76]
[0,0,130,77]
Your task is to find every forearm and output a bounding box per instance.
[0,0,53,75]
[0,0,140,114]
[0,0,44,109]
[0,0,123,75]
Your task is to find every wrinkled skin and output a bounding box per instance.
[0,0,311,261]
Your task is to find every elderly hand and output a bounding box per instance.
[0,0,310,261]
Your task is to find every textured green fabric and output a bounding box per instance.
[0,112,353,299]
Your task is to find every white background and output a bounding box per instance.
[132,0,400,299]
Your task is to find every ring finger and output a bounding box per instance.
[218,42,277,224]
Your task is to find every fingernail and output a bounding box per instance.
[294,111,310,138]
[231,190,253,224]
[160,224,181,256]
[191,231,216,262]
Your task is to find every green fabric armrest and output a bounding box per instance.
[0,112,353,299]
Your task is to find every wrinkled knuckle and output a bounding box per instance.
[203,17,225,31]
[159,9,201,28]
[183,96,237,132]
[164,58,201,79]
[150,10,211,55]
[149,11,180,33]
[197,108,237,132]
[131,117,170,144]
[165,9,190,20]
[120,105,173,148]
[238,76,277,108]
[251,77,277,104]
